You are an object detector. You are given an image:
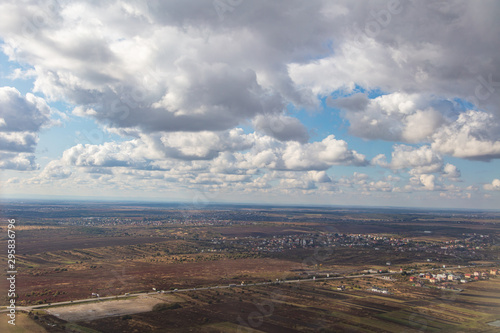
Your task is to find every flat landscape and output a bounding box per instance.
[1,201,500,332]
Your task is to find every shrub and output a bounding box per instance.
[152,302,181,311]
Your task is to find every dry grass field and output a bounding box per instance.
[1,205,499,332]
[0,312,47,333]
[58,277,500,332]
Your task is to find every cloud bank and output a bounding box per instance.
[0,0,499,207]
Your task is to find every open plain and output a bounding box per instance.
[1,201,499,332]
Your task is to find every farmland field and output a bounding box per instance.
[1,202,499,332]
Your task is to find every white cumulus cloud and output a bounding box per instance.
[484,179,500,191]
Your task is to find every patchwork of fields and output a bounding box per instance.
[1,204,499,332]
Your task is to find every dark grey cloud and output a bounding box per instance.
[1,0,499,162]
[327,93,369,112]
[0,87,51,133]
[0,0,331,134]
[0,87,53,169]
[252,114,309,143]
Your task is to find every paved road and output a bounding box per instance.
[1,264,488,313]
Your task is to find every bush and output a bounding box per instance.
[152,302,181,311]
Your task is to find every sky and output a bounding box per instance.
[0,0,500,209]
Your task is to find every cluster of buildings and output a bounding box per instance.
[409,268,498,286]
[60,216,133,225]
[211,232,410,253]
[208,232,495,259]
[59,216,252,226]
[370,286,390,294]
